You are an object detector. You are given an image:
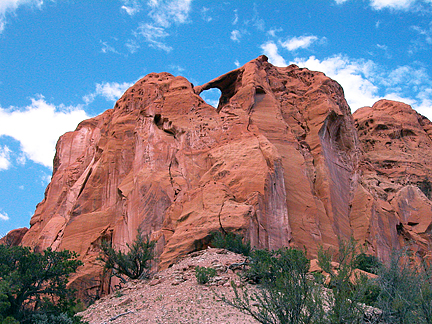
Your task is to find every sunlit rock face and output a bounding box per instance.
[353,100,432,260]
[8,56,432,299]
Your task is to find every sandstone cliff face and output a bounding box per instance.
[8,56,432,298]
[353,100,432,260]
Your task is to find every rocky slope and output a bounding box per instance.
[5,55,432,299]
[78,248,257,324]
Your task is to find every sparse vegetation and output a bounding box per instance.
[318,238,369,323]
[375,249,432,324]
[210,231,251,256]
[354,252,382,275]
[224,247,324,324]
[0,244,85,324]
[221,238,432,324]
[99,229,155,281]
[195,266,217,284]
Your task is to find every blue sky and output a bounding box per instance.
[0,0,432,236]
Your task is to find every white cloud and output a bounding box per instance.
[135,23,172,53]
[280,35,321,51]
[251,4,265,31]
[376,43,392,58]
[262,41,432,117]
[128,0,192,52]
[0,97,89,168]
[168,64,185,74]
[41,172,51,186]
[0,210,9,221]
[234,60,240,68]
[0,146,11,171]
[148,0,192,28]
[121,6,138,15]
[370,0,416,10]
[83,81,133,104]
[292,55,380,109]
[261,41,287,67]
[230,30,241,42]
[126,39,140,53]
[411,24,432,46]
[120,0,141,15]
[16,153,26,165]
[135,22,173,52]
[267,27,283,37]
[292,55,432,119]
[233,9,238,25]
[415,88,432,117]
[334,0,432,10]
[200,6,212,22]
[0,0,44,33]
[384,92,417,105]
[100,41,120,54]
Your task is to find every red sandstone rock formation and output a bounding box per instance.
[353,100,432,259]
[5,56,432,298]
[0,227,28,246]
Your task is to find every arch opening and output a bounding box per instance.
[200,88,222,109]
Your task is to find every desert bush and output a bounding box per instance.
[195,266,217,284]
[0,244,84,323]
[99,229,155,281]
[222,237,432,323]
[30,312,78,324]
[318,238,370,324]
[1,317,19,324]
[417,262,432,323]
[210,231,251,256]
[375,249,424,324]
[354,252,382,275]
[357,274,381,308]
[224,247,324,324]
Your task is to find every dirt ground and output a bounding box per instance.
[79,248,259,324]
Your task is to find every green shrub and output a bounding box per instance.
[100,229,155,280]
[195,266,217,284]
[357,275,381,307]
[222,238,432,323]
[224,247,324,324]
[418,264,432,323]
[318,238,368,324]
[242,249,279,284]
[354,252,381,274]
[375,249,423,324]
[210,231,251,256]
[0,244,84,323]
[30,313,81,324]
[1,317,19,324]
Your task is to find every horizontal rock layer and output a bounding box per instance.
[6,56,432,299]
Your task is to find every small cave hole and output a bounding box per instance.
[200,88,222,109]
[401,129,416,137]
[396,223,404,234]
[154,114,162,126]
[375,124,389,131]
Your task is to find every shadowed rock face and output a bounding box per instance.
[7,56,432,299]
